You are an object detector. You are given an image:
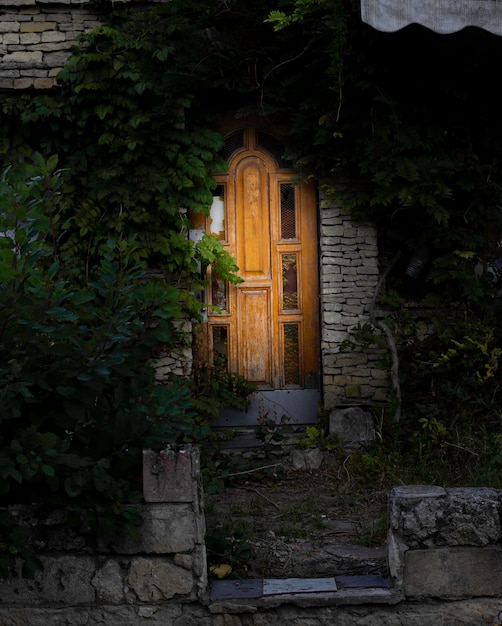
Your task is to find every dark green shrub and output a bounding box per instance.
[0,154,200,577]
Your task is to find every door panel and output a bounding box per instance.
[236,157,271,279]
[238,288,272,385]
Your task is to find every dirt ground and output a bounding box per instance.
[204,457,390,580]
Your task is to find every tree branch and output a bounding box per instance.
[369,252,402,422]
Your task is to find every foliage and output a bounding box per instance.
[195,234,243,287]
[1,1,502,302]
[0,0,502,533]
[189,358,255,419]
[0,156,202,578]
[266,0,502,484]
[254,411,290,451]
[300,425,338,451]
[399,314,502,464]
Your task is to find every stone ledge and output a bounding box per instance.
[209,577,402,612]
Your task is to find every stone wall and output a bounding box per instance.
[0,446,209,621]
[152,320,193,380]
[1,451,502,624]
[319,187,388,410]
[0,0,103,89]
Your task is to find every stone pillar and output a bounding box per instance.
[388,485,502,599]
[141,445,208,601]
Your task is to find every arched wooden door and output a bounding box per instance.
[195,128,320,425]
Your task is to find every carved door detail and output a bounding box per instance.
[195,128,320,422]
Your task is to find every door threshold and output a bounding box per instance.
[211,389,321,427]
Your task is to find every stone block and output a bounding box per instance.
[1,555,96,605]
[41,30,66,42]
[3,49,42,63]
[388,485,447,547]
[404,546,502,599]
[19,32,40,43]
[288,447,324,470]
[127,557,193,601]
[91,559,125,604]
[13,77,33,88]
[99,503,196,554]
[43,49,71,66]
[33,77,54,88]
[143,446,196,503]
[329,406,375,447]
[2,32,20,43]
[0,22,20,33]
[438,488,501,546]
[389,486,501,548]
[20,21,57,32]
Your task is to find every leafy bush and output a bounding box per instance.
[0,154,201,577]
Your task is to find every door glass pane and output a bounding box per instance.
[280,183,296,239]
[282,254,298,310]
[210,185,225,240]
[211,278,227,311]
[284,323,300,385]
[212,326,228,368]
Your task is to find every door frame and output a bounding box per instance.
[191,121,321,426]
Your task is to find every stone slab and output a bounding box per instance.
[143,447,194,503]
[263,577,338,595]
[210,579,263,600]
[404,546,502,599]
[336,575,390,589]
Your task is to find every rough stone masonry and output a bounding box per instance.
[0,0,108,90]
[1,451,502,624]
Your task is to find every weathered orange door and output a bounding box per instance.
[197,128,320,424]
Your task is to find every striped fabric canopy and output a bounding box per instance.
[361,0,502,34]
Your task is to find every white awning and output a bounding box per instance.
[361,0,502,35]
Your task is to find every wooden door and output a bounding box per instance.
[196,128,320,424]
